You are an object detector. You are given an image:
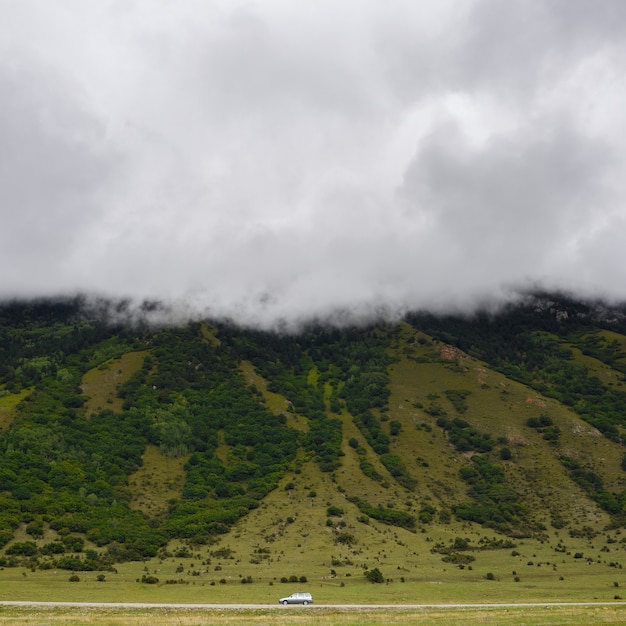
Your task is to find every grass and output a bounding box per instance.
[387,331,622,528]
[81,351,148,415]
[239,361,308,432]
[127,445,189,517]
[2,604,626,625]
[3,519,626,605]
[396,327,626,534]
[0,388,31,430]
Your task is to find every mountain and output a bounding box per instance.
[2,293,626,585]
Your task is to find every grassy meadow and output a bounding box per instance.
[2,604,626,626]
[1,518,626,605]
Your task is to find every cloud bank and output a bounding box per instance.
[1,0,626,326]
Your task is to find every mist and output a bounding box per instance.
[2,1,626,327]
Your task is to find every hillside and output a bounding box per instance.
[2,294,626,595]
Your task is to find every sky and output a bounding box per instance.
[1,0,626,327]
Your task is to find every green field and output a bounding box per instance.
[2,603,626,625]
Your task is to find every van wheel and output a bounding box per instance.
[303,601,308,605]
[282,600,288,605]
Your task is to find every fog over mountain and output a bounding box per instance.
[2,1,626,326]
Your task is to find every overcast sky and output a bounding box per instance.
[1,0,626,326]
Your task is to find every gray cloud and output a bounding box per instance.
[0,62,118,293]
[1,0,626,326]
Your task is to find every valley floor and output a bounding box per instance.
[2,602,626,626]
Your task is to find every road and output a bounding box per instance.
[1,601,624,609]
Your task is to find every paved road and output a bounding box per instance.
[1,601,625,609]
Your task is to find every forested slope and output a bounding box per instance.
[2,294,626,576]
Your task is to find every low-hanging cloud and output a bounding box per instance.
[1,0,626,327]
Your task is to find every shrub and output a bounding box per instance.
[63,535,85,552]
[55,556,84,571]
[441,553,475,565]
[6,542,38,557]
[444,389,471,413]
[419,504,436,524]
[141,575,159,584]
[327,505,344,517]
[26,521,44,538]
[389,421,402,436]
[350,498,415,530]
[365,567,384,583]
[41,541,65,555]
[335,532,355,545]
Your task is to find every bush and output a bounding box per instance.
[441,553,475,565]
[389,421,402,436]
[141,575,159,584]
[55,556,84,571]
[335,532,355,545]
[365,567,384,583]
[6,542,38,557]
[26,521,44,538]
[350,498,415,530]
[327,506,344,517]
[41,542,65,555]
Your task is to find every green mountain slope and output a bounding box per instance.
[2,294,626,588]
